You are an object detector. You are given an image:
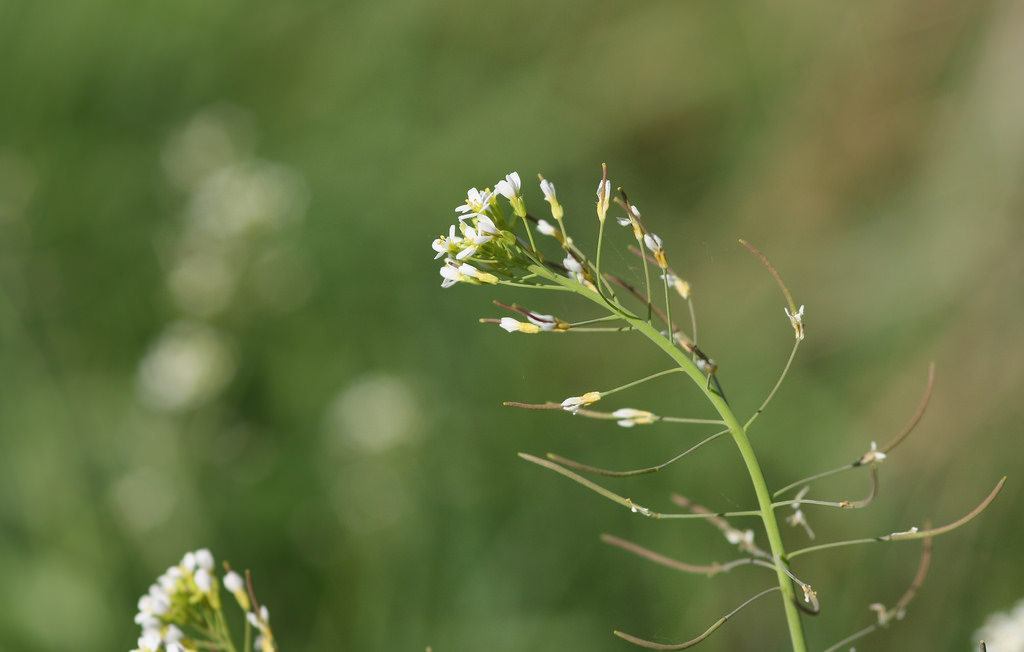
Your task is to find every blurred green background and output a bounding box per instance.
[1,0,1022,650]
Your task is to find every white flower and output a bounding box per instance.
[165,624,185,644]
[611,408,656,427]
[157,566,183,594]
[858,441,886,465]
[539,176,563,220]
[432,224,463,260]
[462,214,500,254]
[643,232,667,268]
[615,216,632,227]
[975,597,1024,652]
[440,260,498,288]
[439,263,461,288]
[561,391,601,413]
[193,573,213,596]
[224,570,244,592]
[596,176,611,219]
[498,318,540,334]
[725,527,755,550]
[494,172,521,200]
[454,243,477,260]
[563,254,583,274]
[536,219,556,236]
[785,304,805,341]
[138,629,163,651]
[194,549,214,571]
[540,178,556,202]
[136,586,170,624]
[661,273,690,299]
[457,262,496,283]
[525,312,558,331]
[455,187,494,217]
[194,567,213,593]
[786,486,815,540]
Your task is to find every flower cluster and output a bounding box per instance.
[432,173,527,289]
[131,548,277,652]
[431,170,601,290]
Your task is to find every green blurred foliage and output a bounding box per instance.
[0,0,1022,650]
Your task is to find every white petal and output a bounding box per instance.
[499,318,520,333]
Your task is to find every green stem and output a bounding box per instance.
[627,317,807,652]
[533,266,807,650]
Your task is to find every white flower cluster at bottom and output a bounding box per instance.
[131,548,277,652]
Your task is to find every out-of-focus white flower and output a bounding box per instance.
[975,597,1024,652]
[786,486,815,540]
[194,549,214,571]
[224,571,244,593]
[563,254,583,274]
[157,566,183,594]
[661,273,690,299]
[223,570,251,611]
[137,629,163,651]
[164,624,185,644]
[725,527,756,553]
[536,219,556,236]
[611,408,656,427]
[194,568,213,593]
[136,322,237,413]
[643,232,667,268]
[858,441,886,465]
[187,161,307,240]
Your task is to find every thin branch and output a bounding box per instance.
[626,244,699,345]
[738,239,797,314]
[893,533,933,614]
[775,362,936,498]
[790,477,1006,559]
[774,462,857,499]
[518,453,762,520]
[671,494,770,559]
[745,338,801,430]
[613,587,780,650]
[821,537,933,652]
[773,554,820,615]
[518,405,723,425]
[877,362,936,455]
[773,467,878,511]
[884,476,1006,541]
[604,272,671,329]
[821,624,876,652]
[600,534,773,576]
[547,428,729,477]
